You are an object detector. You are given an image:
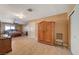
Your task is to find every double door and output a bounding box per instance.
[38,21,55,45]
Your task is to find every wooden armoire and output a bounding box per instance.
[38,21,55,45]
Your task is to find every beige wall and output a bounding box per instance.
[68,16,71,49]
[25,13,69,47]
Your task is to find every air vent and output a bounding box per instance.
[27,8,33,12]
[56,33,63,39]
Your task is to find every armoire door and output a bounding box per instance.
[38,21,55,45]
[45,22,55,45]
[38,21,45,42]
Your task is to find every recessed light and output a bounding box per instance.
[16,14,24,19]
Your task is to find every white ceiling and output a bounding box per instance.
[0,4,73,24]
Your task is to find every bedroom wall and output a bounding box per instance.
[24,13,69,46]
[24,22,36,39]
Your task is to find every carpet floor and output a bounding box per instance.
[7,36,71,55]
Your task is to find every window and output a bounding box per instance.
[5,25,10,31]
[5,25,15,31]
[11,26,15,30]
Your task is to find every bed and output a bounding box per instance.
[3,29,22,37]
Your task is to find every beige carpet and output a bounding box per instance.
[7,36,71,55]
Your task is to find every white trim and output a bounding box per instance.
[68,6,76,16]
